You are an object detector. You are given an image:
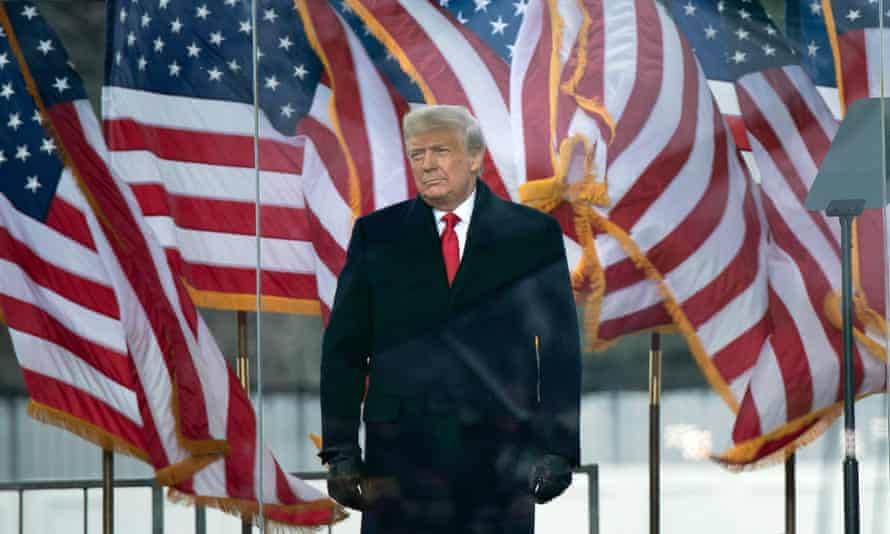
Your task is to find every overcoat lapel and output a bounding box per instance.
[402,196,450,304]
[450,181,509,310]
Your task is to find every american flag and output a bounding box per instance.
[513,0,768,418]
[2,3,340,526]
[0,0,227,474]
[785,0,838,87]
[345,0,520,200]
[823,0,890,332]
[674,0,886,466]
[103,0,323,314]
[294,1,415,318]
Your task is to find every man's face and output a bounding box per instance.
[407,128,482,211]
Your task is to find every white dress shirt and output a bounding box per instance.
[432,186,476,260]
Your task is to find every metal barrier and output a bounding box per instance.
[0,465,598,534]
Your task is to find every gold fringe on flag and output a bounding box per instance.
[167,488,347,534]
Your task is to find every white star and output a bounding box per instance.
[196,5,211,19]
[32,109,42,124]
[808,40,820,56]
[766,25,777,36]
[264,8,278,22]
[456,10,468,24]
[809,1,822,15]
[171,18,183,33]
[187,42,202,57]
[0,53,8,69]
[513,0,528,16]
[115,51,123,65]
[137,56,148,71]
[168,60,181,76]
[21,5,38,20]
[738,8,751,20]
[265,75,280,91]
[120,8,127,23]
[474,0,491,12]
[257,48,264,61]
[0,83,14,100]
[340,1,352,14]
[440,0,449,6]
[24,176,41,194]
[224,0,239,5]
[490,16,508,35]
[506,43,515,57]
[762,44,776,56]
[279,36,294,50]
[293,64,307,79]
[127,31,137,46]
[7,113,22,131]
[0,151,5,165]
[704,25,717,39]
[153,36,165,52]
[37,39,55,56]
[210,31,225,46]
[731,50,747,64]
[40,137,55,154]
[735,27,750,40]
[280,103,295,118]
[228,59,241,72]
[159,0,170,9]
[846,9,861,22]
[141,13,151,27]
[683,2,696,16]
[15,145,30,162]
[52,77,70,93]
[207,66,223,81]
[717,1,725,13]
[239,20,252,33]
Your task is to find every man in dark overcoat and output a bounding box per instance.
[318,104,581,534]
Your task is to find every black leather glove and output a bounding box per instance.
[326,453,365,510]
[528,454,572,504]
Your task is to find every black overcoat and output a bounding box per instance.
[320,180,581,534]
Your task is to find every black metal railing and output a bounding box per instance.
[0,466,598,534]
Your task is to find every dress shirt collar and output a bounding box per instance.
[432,183,476,228]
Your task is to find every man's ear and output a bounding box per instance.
[469,150,484,175]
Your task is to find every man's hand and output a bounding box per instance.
[528,454,572,504]
[327,454,365,510]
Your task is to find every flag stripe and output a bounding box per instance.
[0,227,119,318]
[106,152,305,208]
[4,296,135,391]
[14,331,142,425]
[131,184,312,241]
[104,119,304,174]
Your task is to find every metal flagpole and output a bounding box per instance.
[836,208,861,534]
[250,0,266,530]
[785,453,796,534]
[649,332,661,534]
[102,450,114,534]
[237,311,252,534]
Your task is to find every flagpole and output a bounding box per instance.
[836,208,861,534]
[649,332,661,534]
[785,453,796,534]
[102,449,113,534]
[237,310,251,534]
[250,0,266,530]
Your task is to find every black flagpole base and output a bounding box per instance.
[844,456,860,534]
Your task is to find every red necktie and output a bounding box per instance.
[441,212,460,286]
